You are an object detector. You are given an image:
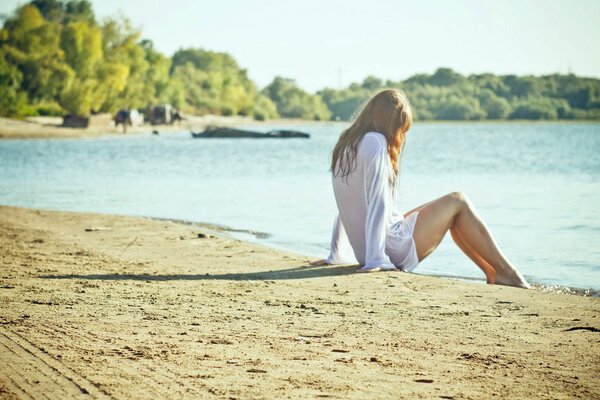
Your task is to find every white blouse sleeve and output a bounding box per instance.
[362,143,396,270]
[325,214,355,264]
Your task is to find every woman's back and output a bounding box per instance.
[332,132,400,267]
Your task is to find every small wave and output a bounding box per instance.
[531,284,599,297]
[419,272,599,297]
[559,224,600,233]
[150,216,272,239]
[227,227,272,239]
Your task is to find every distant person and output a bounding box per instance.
[171,108,183,127]
[311,89,530,288]
[114,109,129,133]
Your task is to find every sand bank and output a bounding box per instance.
[0,115,268,140]
[0,206,598,399]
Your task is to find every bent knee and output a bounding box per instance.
[445,191,470,210]
[447,191,468,202]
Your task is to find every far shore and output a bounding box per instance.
[0,205,598,398]
[0,115,342,140]
[0,115,257,140]
[1,116,597,140]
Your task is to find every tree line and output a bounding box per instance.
[321,70,600,121]
[1,1,599,122]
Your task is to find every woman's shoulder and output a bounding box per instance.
[359,132,387,155]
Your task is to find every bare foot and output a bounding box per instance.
[494,266,530,289]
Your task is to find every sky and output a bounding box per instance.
[1,0,599,92]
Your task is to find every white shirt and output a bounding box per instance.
[325,132,404,270]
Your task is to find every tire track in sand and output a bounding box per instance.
[0,326,112,399]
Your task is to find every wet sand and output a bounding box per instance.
[0,206,598,399]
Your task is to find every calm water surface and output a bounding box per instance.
[1,122,599,291]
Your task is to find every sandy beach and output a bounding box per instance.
[0,205,598,399]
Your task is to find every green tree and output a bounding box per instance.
[140,39,181,106]
[31,0,95,23]
[509,98,558,120]
[58,20,103,114]
[100,17,149,111]
[2,1,599,121]
[429,68,468,87]
[171,48,264,116]
[434,97,485,120]
[470,73,511,98]
[60,21,101,77]
[60,76,96,115]
[361,76,383,91]
[263,77,330,120]
[1,4,74,114]
[319,85,370,120]
[478,89,511,119]
[504,75,543,98]
[252,94,279,120]
[0,49,30,116]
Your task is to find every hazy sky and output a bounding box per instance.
[2,0,599,91]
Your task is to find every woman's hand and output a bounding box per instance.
[309,259,330,266]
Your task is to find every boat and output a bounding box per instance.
[191,127,310,139]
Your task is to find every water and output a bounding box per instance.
[1,122,599,292]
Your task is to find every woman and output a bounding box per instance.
[311,89,530,288]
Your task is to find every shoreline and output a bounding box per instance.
[0,115,341,140]
[1,205,599,398]
[2,204,599,297]
[151,215,599,298]
[1,116,598,140]
[0,115,258,140]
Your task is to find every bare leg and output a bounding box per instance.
[410,192,529,288]
[403,199,497,282]
[450,227,496,284]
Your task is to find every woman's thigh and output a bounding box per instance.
[410,193,462,261]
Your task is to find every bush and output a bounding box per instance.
[221,106,234,116]
[435,98,485,120]
[253,111,266,121]
[34,101,64,116]
[509,102,557,120]
[478,89,511,119]
[411,107,434,121]
[252,94,278,120]
[263,77,331,120]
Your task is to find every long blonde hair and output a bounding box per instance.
[331,89,412,183]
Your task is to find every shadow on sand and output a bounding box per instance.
[39,264,361,282]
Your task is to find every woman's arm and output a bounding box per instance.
[325,214,353,264]
[310,214,354,266]
[360,141,397,271]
